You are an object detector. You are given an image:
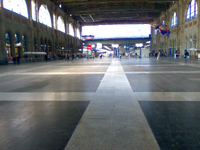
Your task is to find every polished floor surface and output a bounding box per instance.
[0,57,200,150]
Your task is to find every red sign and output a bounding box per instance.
[87,45,92,50]
[185,24,188,28]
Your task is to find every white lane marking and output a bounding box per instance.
[65,59,160,150]
[1,71,200,76]
[0,92,95,101]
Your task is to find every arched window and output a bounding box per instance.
[3,0,28,18]
[41,37,44,51]
[171,12,177,27]
[15,34,19,57]
[34,37,37,51]
[77,28,81,39]
[22,35,27,52]
[48,40,52,52]
[57,16,65,33]
[186,0,198,20]
[39,5,52,27]
[5,32,12,57]
[69,23,74,36]
[31,0,36,21]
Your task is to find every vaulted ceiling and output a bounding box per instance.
[51,0,178,26]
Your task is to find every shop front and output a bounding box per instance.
[188,48,200,59]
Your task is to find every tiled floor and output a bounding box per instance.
[1,57,200,150]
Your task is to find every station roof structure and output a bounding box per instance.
[51,0,178,26]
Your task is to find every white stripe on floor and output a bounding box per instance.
[65,59,160,150]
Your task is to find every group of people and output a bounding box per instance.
[149,52,167,57]
[65,53,75,61]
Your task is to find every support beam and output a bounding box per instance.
[89,15,95,22]
[80,15,86,22]
[54,0,178,5]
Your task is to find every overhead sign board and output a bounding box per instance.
[87,45,92,50]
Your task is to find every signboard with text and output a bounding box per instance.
[87,45,92,50]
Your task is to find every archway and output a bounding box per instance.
[15,34,20,57]
[48,40,52,53]
[44,38,47,52]
[41,37,44,51]
[172,39,176,56]
[5,32,12,62]
[34,37,37,51]
[22,35,27,53]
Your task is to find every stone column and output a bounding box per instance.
[11,34,15,57]
[27,0,35,53]
[180,0,185,56]
[18,35,23,58]
[196,0,200,49]
[0,5,7,64]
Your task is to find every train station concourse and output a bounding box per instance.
[1,0,200,150]
[1,58,200,150]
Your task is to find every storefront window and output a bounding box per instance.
[3,0,28,18]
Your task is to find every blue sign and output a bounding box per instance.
[126,44,130,51]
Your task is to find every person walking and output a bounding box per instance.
[157,52,160,59]
[45,54,48,62]
[71,54,75,61]
[100,54,102,59]
[67,54,70,60]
